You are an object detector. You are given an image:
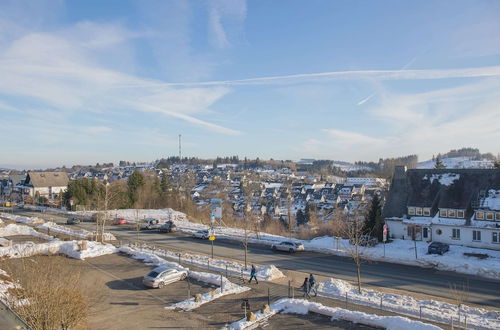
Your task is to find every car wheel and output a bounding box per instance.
[181,274,187,280]
[439,251,443,255]
[289,248,295,253]
[272,246,277,251]
[158,282,165,288]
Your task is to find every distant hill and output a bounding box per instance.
[417,156,494,169]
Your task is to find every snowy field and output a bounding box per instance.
[318,278,499,330]
[18,208,500,279]
[120,245,250,311]
[229,298,442,330]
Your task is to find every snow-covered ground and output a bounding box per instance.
[127,243,283,281]
[417,157,494,169]
[0,212,116,241]
[120,245,250,311]
[229,298,441,330]
[24,208,500,279]
[37,221,116,241]
[304,236,500,280]
[318,278,499,330]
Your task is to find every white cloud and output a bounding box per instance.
[208,0,246,49]
[0,21,240,135]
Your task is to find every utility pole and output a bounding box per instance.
[178,134,182,161]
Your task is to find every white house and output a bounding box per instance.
[383,166,500,250]
[23,171,69,200]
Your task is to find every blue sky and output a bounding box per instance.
[0,0,499,168]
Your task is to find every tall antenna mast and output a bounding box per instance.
[178,134,182,160]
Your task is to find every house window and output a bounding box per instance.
[476,211,484,220]
[448,209,456,218]
[496,212,500,221]
[408,207,415,216]
[457,210,465,219]
[493,232,500,244]
[423,208,431,216]
[416,208,422,216]
[452,228,460,240]
[472,230,481,242]
[440,209,447,218]
[486,212,494,221]
[423,227,429,239]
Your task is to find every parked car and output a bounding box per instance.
[140,218,160,230]
[113,217,127,225]
[159,221,177,233]
[143,266,188,288]
[271,241,305,253]
[428,242,449,255]
[350,236,378,247]
[66,217,81,225]
[193,229,209,239]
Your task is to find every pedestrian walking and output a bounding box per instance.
[301,277,310,298]
[248,264,258,284]
[308,273,318,297]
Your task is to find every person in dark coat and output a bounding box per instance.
[308,273,318,297]
[301,277,310,298]
[248,264,258,284]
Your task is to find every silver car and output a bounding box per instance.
[142,266,188,288]
[271,241,305,253]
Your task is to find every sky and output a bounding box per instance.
[0,0,499,169]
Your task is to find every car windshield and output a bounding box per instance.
[147,271,159,278]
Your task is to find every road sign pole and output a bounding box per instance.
[211,239,214,259]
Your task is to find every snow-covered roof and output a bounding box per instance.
[481,190,500,211]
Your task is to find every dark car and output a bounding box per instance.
[428,242,449,255]
[159,221,177,233]
[66,217,81,225]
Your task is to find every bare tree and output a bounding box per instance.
[449,282,470,326]
[341,212,366,293]
[1,256,89,330]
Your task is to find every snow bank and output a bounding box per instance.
[318,278,499,330]
[0,223,53,240]
[37,221,116,241]
[126,243,283,281]
[230,298,441,330]
[0,240,117,260]
[120,245,250,311]
[0,213,44,224]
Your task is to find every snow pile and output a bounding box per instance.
[230,298,441,330]
[73,208,187,222]
[318,278,499,329]
[0,240,117,260]
[120,245,250,311]
[423,173,460,186]
[127,243,284,281]
[166,270,250,311]
[0,223,53,240]
[0,213,44,224]
[37,221,116,241]
[0,269,23,307]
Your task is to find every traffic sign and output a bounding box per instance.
[209,236,216,241]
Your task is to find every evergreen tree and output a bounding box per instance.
[296,209,306,226]
[364,194,384,241]
[160,173,171,194]
[127,171,145,207]
[434,157,446,169]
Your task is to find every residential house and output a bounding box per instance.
[383,166,500,250]
[23,171,69,200]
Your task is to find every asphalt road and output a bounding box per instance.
[10,209,500,308]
